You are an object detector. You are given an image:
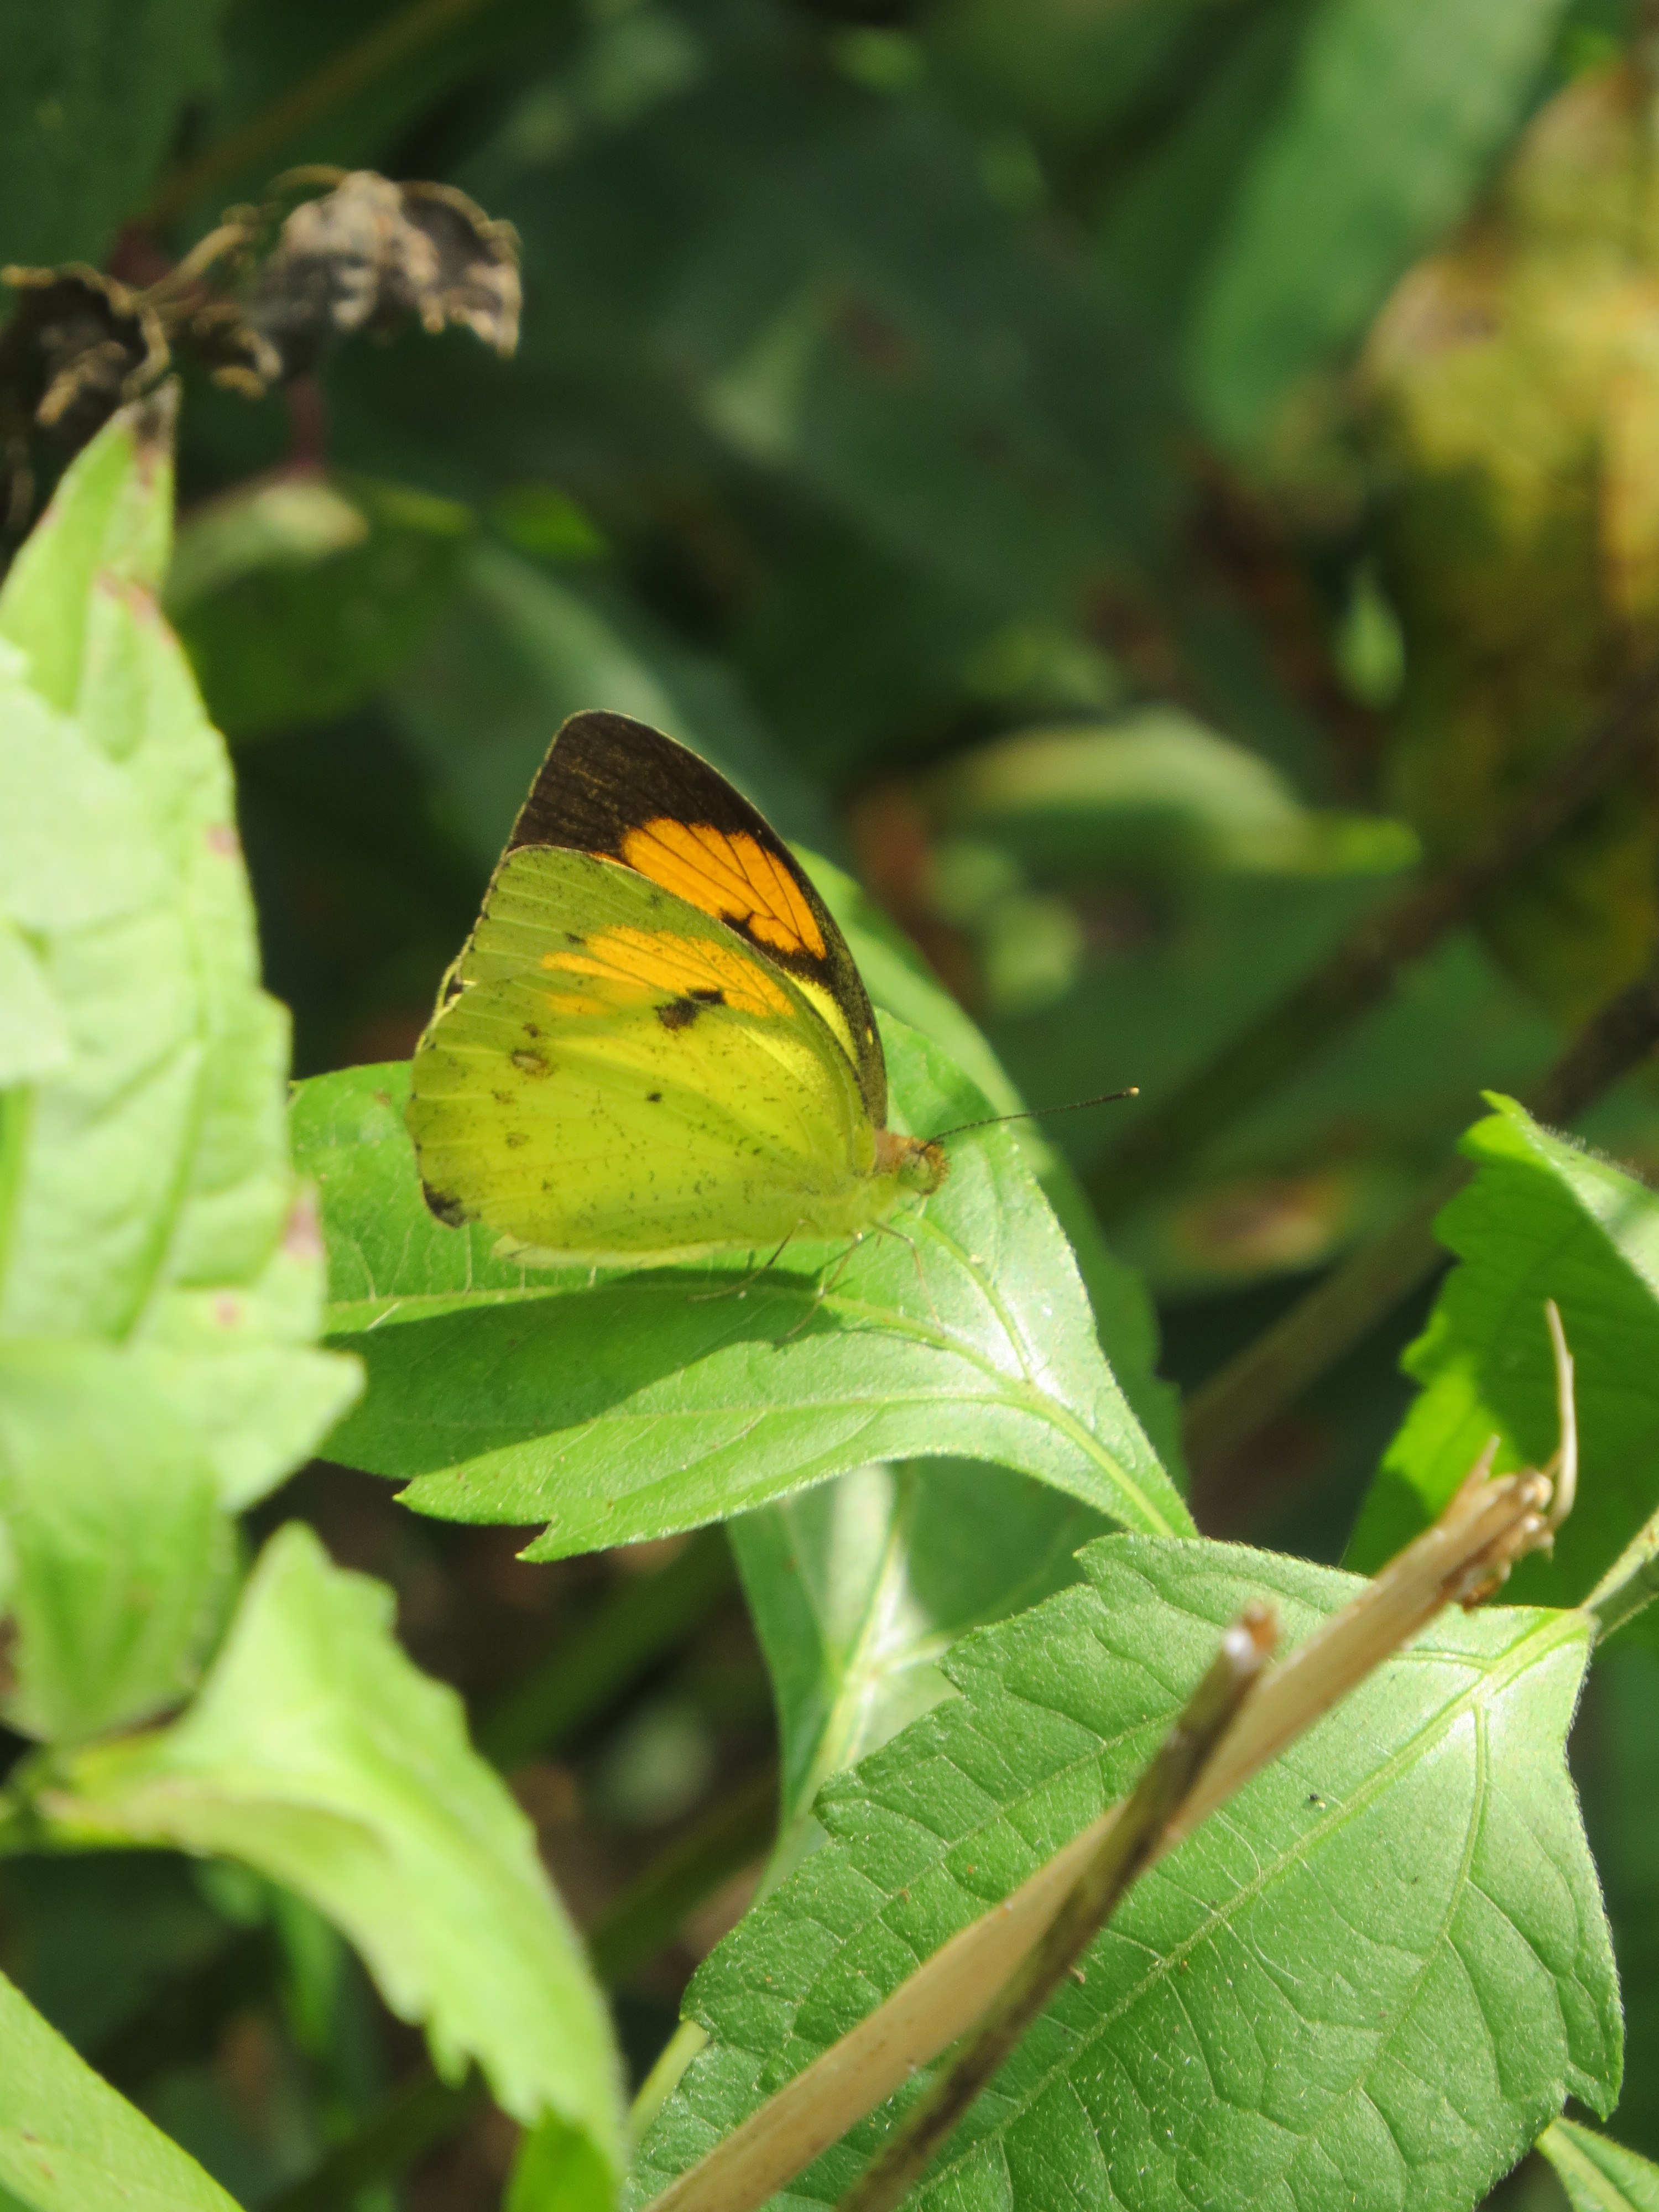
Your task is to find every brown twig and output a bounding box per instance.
[834,1606,1279,2212]
[1086,659,1659,1227]
[1182,950,1659,1486]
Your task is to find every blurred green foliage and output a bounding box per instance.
[6,0,1659,2203]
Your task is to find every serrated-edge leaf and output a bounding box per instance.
[631,1535,1618,2212]
[1347,1094,1659,1620]
[41,1524,625,2177]
[312,1031,1188,1556]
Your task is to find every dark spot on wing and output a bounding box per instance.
[493,1089,514,1105]
[505,1131,530,1149]
[424,1183,470,1227]
[512,1048,549,1076]
[564,931,582,945]
[690,987,724,1005]
[657,998,698,1031]
[646,1091,662,1102]
[523,1021,541,1038]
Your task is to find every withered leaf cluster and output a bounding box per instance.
[1,170,520,541]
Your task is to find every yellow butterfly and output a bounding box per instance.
[406,711,948,1265]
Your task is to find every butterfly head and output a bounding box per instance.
[877,1129,948,1197]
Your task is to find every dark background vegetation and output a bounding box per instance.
[3,0,1658,2203]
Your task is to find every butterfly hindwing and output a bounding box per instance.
[407,847,881,1264]
[508,712,888,1125]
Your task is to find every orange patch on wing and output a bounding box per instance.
[619,820,827,961]
[542,926,792,1019]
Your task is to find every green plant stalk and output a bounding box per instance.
[1584,1503,1659,1642]
[142,0,504,226]
[1086,658,1659,1227]
[1182,948,1659,1484]
[833,1606,1279,2212]
[473,1527,735,1768]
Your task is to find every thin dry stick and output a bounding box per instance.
[641,1443,1563,2212]
[835,1605,1280,2212]
[1182,950,1659,1484]
[1086,658,1659,1228]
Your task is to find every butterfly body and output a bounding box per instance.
[406,713,946,1264]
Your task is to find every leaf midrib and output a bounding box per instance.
[693,1604,1582,2198]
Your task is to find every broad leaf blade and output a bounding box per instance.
[813,854,1185,1478]
[0,1344,228,1742]
[630,1536,1618,2211]
[1187,0,1571,446]
[1541,2121,1659,2212]
[0,1966,239,2212]
[1347,1095,1659,1623]
[733,1460,1108,1876]
[41,1524,626,2182]
[0,2,230,267]
[302,1029,1189,1557]
[0,399,358,1737]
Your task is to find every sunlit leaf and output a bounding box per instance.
[301,1021,1187,1559]
[733,1458,1108,1876]
[632,1536,1619,2211]
[42,1523,626,2180]
[0,398,358,1739]
[1347,1095,1659,1629]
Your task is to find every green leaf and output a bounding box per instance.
[0,919,67,1090]
[632,1536,1619,2211]
[389,540,832,864]
[0,1,231,267]
[732,1459,1109,1876]
[0,398,358,1735]
[1541,2121,1659,2212]
[300,1022,1188,1560]
[170,474,475,739]
[507,2112,618,2212]
[1187,0,1571,446]
[41,1522,626,2180]
[0,1343,229,1741]
[0,1965,240,2212]
[1345,1096,1659,1624]
[811,853,1185,1477]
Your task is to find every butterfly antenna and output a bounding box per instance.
[930,1087,1139,1145]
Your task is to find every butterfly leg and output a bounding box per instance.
[870,1216,940,1326]
[774,1231,867,1344]
[687,1230,797,1303]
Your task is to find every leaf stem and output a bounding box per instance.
[1182,948,1659,1485]
[142,0,504,227]
[833,1606,1279,2212]
[1583,1503,1659,1642]
[1086,658,1659,1227]
[473,1527,734,1769]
